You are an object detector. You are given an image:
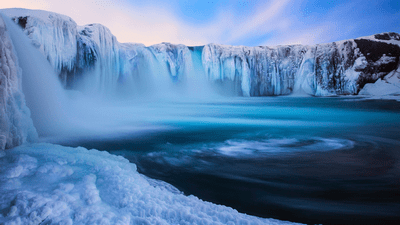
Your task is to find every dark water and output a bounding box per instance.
[62,97,400,224]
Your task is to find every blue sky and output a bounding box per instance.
[3,0,400,46]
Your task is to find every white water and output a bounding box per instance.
[2,15,69,137]
[2,15,222,141]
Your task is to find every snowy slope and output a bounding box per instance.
[1,8,400,97]
[0,15,37,150]
[0,143,299,225]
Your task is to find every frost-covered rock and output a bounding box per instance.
[0,15,37,150]
[1,8,78,80]
[0,143,298,225]
[358,62,400,99]
[203,38,400,96]
[203,44,308,96]
[149,42,193,82]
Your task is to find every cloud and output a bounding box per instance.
[225,0,292,43]
[1,0,298,46]
[2,0,394,47]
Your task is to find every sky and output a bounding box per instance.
[1,0,399,46]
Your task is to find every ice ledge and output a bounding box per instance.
[0,143,300,225]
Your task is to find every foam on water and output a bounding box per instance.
[215,137,354,156]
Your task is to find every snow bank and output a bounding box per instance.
[358,63,400,101]
[0,143,298,224]
[0,15,37,150]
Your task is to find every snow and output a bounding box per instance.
[0,8,78,76]
[358,61,400,101]
[0,15,37,150]
[356,33,400,47]
[0,143,299,225]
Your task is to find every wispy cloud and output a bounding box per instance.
[1,0,296,46]
[2,0,399,46]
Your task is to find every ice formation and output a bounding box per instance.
[0,15,37,150]
[2,8,400,97]
[0,143,298,225]
[358,61,400,100]
[2,9,78,80]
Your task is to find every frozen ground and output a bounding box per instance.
[0,143,299,225]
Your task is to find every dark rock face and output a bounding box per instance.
[354,39,400,89]
[314,41,358,95]
[12,16,28,29]
[374,32,400,41]
[355,39,400,62]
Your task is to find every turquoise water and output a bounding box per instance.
[62,97,400,224]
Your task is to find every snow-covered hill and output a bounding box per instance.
[1,8,400,97]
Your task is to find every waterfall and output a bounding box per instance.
[2,15,70,137]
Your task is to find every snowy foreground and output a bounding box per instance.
[0,143,298,225]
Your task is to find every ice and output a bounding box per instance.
[77,23,121,93]
[202,41,366,96]
[358,60,400,100]
[0,143,298,225]
[0,15,37,150]
[0,8,78,80]
[2,8,400,98]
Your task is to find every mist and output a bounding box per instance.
[2,14,227,143]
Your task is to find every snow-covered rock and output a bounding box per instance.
[203,38,400,96]
[1,8,78,81]
[0,143,299,225]
[0,15,37,150]
[2,8,400,97]
[358,62,400,99]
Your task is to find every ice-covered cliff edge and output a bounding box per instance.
[2,8,400,97]
[203,37,400,96]
[0,15,37,150]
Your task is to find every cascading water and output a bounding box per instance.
[2,9,400,225]
[2,14,69,137]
